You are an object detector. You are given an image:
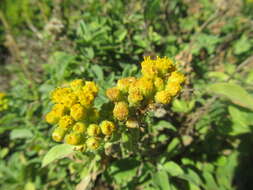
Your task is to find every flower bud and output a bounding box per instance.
[45,111,59,124]
[126,119,139,128]
[65,132,83,145]
[168,71,185,84]
[70,104,86,121]
[86,137,100,150]
[128,87,143,106]
[87,124,101,136]
[154,77,164,91]
[155,90,172,104]
[62,93,78,108]
[100,120,116,136]
[106,87,122,102]
[70,79,85,91]
[52,104,68,117]
[52,127,67,142]
[166,82,181,96]
[51,87,71,103]
[117,77,136,93]
[83,81,98,96]
[73,122,87,133]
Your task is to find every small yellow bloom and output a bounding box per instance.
[117,77,137,93]
[100,120,116,136]
[155,56,175,76]
[51,87,71,103]
[70,79,85,91]
[86,137,100,150]
[155,90,172,104]
[77,90,95,108]
[137,77,154,97]
[65,132,83,145]
[106,87,122,102]
[59,115,74,129]
[113,101,129,121]
[87,124,101,136]
[168,71,185,84]
[128,87,143,106]
[83,81,99,95]
[0,92,8,111]
[166,82,181,96]
[45,111,59,124]
[140,56,158,79]
[73,122,87,133]
[52,127,67,142]
[62,93,78,108]
[52,104,68,117]
[70,104,86,121]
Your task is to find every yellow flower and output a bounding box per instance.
[166,82,181,96]
[155,56,175,76]
[83,81,99,95]
[87,124,101,136]
[86,137,100,150]
[140,56,158,79]
[65,132,83,145]
[168,71,185,84]
[52,127,67,142]
[51,87,71,103]
[52,104,68,117]
[0,92,6,99]
[100,120,116,136]
[113,101,129,121]
[45,111,59,124]
[128,86,143,106]
[106,87,121,102]
[117,77,137,93]
[155,90,172,104]
[62,93,78,108]
[70,79,85,91]
[137,77,154,97]
[154,77,165,91]
[73,122,87,133]
[76,90,95,108]
[59,115,74,129]
[70,104,86,121]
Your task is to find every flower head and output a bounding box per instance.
[113,101,129,121]
[100,120,116,136]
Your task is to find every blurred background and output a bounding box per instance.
[0,0,253,189]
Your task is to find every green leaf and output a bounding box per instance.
[153,170,171,190]
[153,120,177,131]
[234,35,251,55]
[162,161,184,176]
[208,83,253,110]
[91,65,104,81]
[10,129,33,139]
[42,144,74,167]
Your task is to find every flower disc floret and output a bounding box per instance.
[52,104,68,117]
[83,81,98,95]
[51,87,71,103]
[168,71,185,84]
[128,87,143,106]
[137,77,154,97]
[45,111,59,124]
[166,82,182,96]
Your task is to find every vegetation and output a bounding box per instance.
[0,0,253,189]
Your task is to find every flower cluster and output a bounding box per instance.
[0,92,8,112]
[45,79,116,151]
[106,56,185,122]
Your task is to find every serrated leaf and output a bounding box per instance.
[208,83,253,110]
[42,144,74,167]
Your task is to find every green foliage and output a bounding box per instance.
[0,0,253,189]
